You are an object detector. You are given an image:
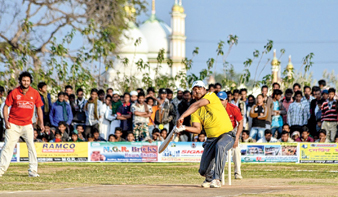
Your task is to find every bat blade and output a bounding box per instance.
[158,129,176,153]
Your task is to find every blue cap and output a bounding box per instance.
[217,91,227,100]
[322,89,328,94]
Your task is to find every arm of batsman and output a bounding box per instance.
[173,125,186,133]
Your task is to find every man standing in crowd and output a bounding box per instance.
[217,91,243,180]
[318,79,328,91]
[117,92,132,136]
[214,83,222,94]
[155,88,175,131]
[38,82,52,124]
[261,85,273,129]
[106,88,113,97]
[309,86,321,136]
[0,86,5,141]
[321,88,338,142]
[293,83,301,94]
[111,91,122,134]
[282,88,293,123]
[84,88,103,138]
[72,88,87,126]
[0,71,44,177]
[287,91,309,134]
[98,89,105,103]
[177,80,234,188]
[49,92,73,129]
[240,88,248,105]
[166,88,174,101]
[178,90,193,141]
[131,92,152,141]
[172,88,184,120]
[208,84,215,93]
[302,86,314,105]
[231,89,246,127]
[65,85,73,96]
[271,90,286,138]
[272,82,281,91]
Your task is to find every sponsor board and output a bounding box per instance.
[299,143,338,163]
[0,142,20,162]
[88,142,158,162]
[240,143,298,163]
[158,142,204,162]
[20,143,88,162]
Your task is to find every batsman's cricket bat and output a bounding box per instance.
[158,129,176,153]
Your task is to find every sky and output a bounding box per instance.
[138,0,338,82]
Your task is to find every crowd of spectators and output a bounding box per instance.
[0,79,337,144]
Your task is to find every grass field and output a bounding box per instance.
[1,162,338,196]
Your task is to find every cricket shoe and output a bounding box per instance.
[28,170,40,177]
[210,179,221,188]
[201,180,211,188]
[235,173,243,180]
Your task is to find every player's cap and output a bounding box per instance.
[217,91,228,100]
[322,89,328,94]
[113,91,120,95]
[192,80,205,89]
[130,91,138,96]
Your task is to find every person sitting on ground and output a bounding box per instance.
[282,124,291,136]
[75,125,86,141]
[278,131,294,142]
[160,128,168,140]
[40,134,48,143]
[240,130,256,143]
[93,129,106,142]
[87,134,94,142]
[58,121,69,142]
[108,134,116,142]
[291,131,301,142]
[50,131,62,142]
[115,127,126,142]
[315,129,331,143]
[335,135,338,143]
[148,129,164,143]
[126,133,135,142]
[257,129,278,143]
[34,129,42,142]
[70,132,83,142]
[300,126,314,142]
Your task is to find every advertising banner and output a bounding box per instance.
[0,142,20,162]
[158,142,204,162]
[88,142,159,162]
[299,143,338,163]
[240,143,298,163]
[20,143,88,162]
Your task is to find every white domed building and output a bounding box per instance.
[105,0,187,90]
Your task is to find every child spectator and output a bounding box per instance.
[50,131,62,142]
[58,121,69,142]
[278,131,294,142]
[316,120,322,133]
[249,94,269,141]
[70,132,83,142]
[115,128,126,142]
[41,134,48,143]
[291,131,301,142]
[160,128,168,140]
[257,129,278,143]
[300,127,314,142]
[127,133,135,142]
[93,129,106,142]
[321,88,337,142]
[146,97,158,136]
[322,89,328,101]
[315,129,330,143]
[34,129,42,142]
[108,134,116,142]
[197,133,206,142]
[240,130,256,143]
[87,134,94,142]
[75,125,86,141]
[149,129,164,142]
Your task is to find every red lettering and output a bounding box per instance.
[121,146,129,152]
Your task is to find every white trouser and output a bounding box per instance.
[232,145,241,175]
[0,123,38,173]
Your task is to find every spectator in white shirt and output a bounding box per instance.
[257,129,278,143]
[84,88,103,139]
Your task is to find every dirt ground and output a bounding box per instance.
[1,178,337,197]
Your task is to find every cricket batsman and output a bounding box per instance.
[0,71,44,177]
[217,91,243,180]
[176,80,235,188]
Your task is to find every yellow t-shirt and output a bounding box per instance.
[191,92,233,138]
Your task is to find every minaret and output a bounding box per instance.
[170,0,186,78]
[271,49,279,83]
[286,55,294,80]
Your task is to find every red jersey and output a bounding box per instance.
[5,86,44,126]
[226,103,243,128]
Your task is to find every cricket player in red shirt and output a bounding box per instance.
[217,91,244,179]
[0,71,44,177]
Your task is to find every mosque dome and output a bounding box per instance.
[271,49,279,66]
[118,22,149,54]
[286,55,294,70]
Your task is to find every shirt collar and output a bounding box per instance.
[18,86,31,94]
[123,102,131,107]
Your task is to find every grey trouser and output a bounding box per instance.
[199,132,235,182]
